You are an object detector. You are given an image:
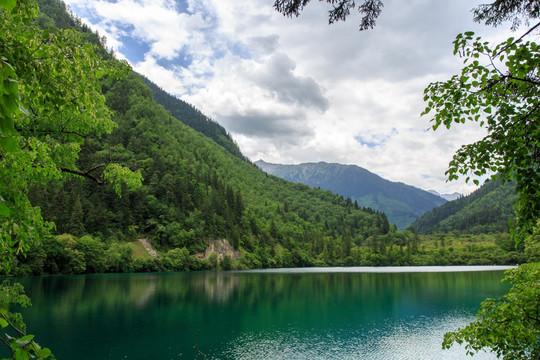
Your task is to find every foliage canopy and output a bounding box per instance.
[422,26,540,242]
[473,0,540,30]
[1,0,141,357]
[442,263,540,359]
[0,0,140,273]
[273,0,383,30]
[273,0,540,31]
[419,1,540,357]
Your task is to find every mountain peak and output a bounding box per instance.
[255,160,446,230]
[428,190,462,201]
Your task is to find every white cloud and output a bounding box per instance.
[65,0,513,195]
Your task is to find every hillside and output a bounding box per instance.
[26,71,393,269]
[410,179,517,234]
[5,0,523,276]
[9,0,397,272]
[255,160,446,230]
[140,76,246,161]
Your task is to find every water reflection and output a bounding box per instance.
[12,268,509,360]
[221,314,497,360]
[196,273,240,303]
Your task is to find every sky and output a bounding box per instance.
[64,0,513,195]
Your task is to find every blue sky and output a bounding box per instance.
[64,0,512,195]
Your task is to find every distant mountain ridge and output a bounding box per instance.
[141,75,246,160]
[428,190,462,201]
[255,160,446,230]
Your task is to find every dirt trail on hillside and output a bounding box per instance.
[138,238,158,258]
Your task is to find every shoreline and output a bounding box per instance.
[239,265,517,274]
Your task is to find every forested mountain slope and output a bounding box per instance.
[410,179,517,234]
[28,71,393,268]
[140,76,246,160]
[8,0,522,276]
[255,160,446,230]
[15,0,395,271]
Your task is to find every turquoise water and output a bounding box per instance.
[11,266,511,359]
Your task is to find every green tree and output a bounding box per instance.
[164,247,191,271]
[220,254,233,270]
[524,224,540,262]
[273,0,383,30]
[420,2,540,357]
[76,235,107,273]
[68,194,85,237]
[0,0,141,358]
[0,0,141,272]
[422,27,540,242]
[442,263,540,359]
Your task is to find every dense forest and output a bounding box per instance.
[2,0,525,277]
[1,1,538,360]
[256,160,446,230]
[411,179,517,234]
[140,76,247,161]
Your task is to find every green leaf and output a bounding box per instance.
[1,93,19,115]
[3,78,18,95]
[18,334,34,343]
[14,348,29,360]
[0,318,8,328]
[0,135,17,152]
[40,348,52,358]
[0,200,9,217]
[0,0,16,11]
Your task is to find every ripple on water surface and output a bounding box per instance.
[218,312,498,360]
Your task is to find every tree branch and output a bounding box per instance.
[0,334,15,358]
[0,312,25,338]
[0,312,50,359]
[495,21,540,57]
[506,74,540,86]
[60,163,109,184]
[195,326,207,360]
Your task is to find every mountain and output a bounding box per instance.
[27,70,392,269]
[18,0,396,272]
[9,0,521,277]
[140,76,246,161]
[255,160,446,230]
[428,190,462,201]
[410,179,517,234]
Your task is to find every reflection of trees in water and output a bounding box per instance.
[20,275,160,314]
[19,270,509,322]
[133,279,157,309]
[195,273,240,304]
[21,273,243,313]
[16,270,510,360]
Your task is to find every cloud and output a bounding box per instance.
[247,35,280,58]
[184,51,326,139]
[221,111,314,139]
[355,128,399,148]
[65,0,511,195]
[74,0,211,59]
[252,53,329,112]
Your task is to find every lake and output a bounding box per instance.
[9,266,512,359]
